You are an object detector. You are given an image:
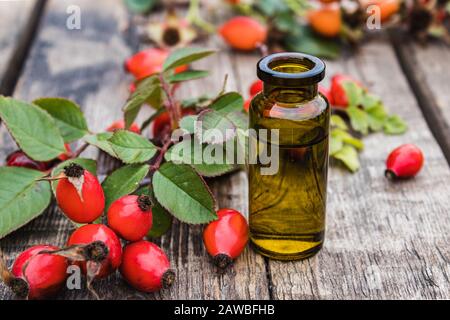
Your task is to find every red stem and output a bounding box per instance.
[149,138,172,173]
[159,73,180,130]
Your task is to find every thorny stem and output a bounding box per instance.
[149,138,173,173]
[159,73,180,130]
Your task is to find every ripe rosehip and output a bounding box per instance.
[385,144,424,179]
[363,0,400,22]
[55,163,105,223]
[249,80,263,96]
[6,150,49,171]
[11,245,68,299]
[244,98,252,113]
[219,16,267,51]
[203,208,249,269]
[151,108,196,138]
[330,74,363,108]
[120,240,175,293]
[107,120,141,134]
[125,48,187,80]
[308,5,342,38]
[67,224,122,279]
[107,195,153,241]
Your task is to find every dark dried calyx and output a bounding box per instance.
[163,27,181,46]
[137,195,153,212]
[64,163,84,178]
[213,253,233,270]
[83,241,109,263]
[162,269,176,289]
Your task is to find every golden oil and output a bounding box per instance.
[249,53,330,260]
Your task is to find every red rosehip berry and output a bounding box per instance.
[244,97,252,113]
[219,16,267,51]
[319,85,334,105]
[107,120,141,134]
[124,48,187,80]
[330,74,363,108]
[120,240,175,293]
[203,208,249,269]
[67,224,122,279]
[385,144,424,179]
[249,80,263,96]
[7,245,68,299]
[107,195,153,241]
[55,164,105,224]
[6,150,49,171]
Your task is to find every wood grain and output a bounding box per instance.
[0,0,43,95]
[251,38,450,299]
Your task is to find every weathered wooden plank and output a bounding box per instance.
[0,0,43,95]
[0,0,269,299]
[392,32,450,163]
[232,38,450,299]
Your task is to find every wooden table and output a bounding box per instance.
[0,0,449,300]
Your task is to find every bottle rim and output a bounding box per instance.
[257,52,326,87]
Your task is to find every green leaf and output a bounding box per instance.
[366,103,388,132]
[330,135,344,155]
[179,115,199,134]
[153,162,217,224]
[333,145,360,172]
[51,158,97,194]
[102,164,150,211]
[209,92,244,115]
[361,93,381,110]
[342,82,363,107]
[383,115,408,135]
[33,97,89,143]
[0,167,51,239]
[330,114,348,130]
[255,0,288,16]
[124,0,157,13]
[273,10,299,32]
[163,47,215,72]
[331,128,364,150]
[181,95,211,108]
[347,106,369,135]
[84,132,117,158]
[168,70,209,83]
[123,75,161,128]
[0,96,65,161]
[284,25,340,59]
[134,187,172,238]
[197,110,236,144]
[108,130,157,163]
[165,139,237,177]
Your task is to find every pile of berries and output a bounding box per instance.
[1,161,249,299]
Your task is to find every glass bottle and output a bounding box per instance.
[248,52,330,260]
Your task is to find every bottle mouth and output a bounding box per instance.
[257,52,326,87]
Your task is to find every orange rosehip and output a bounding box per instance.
[219,16,267,51]
[308,5,342,38]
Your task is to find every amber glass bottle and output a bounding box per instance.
[248,52,330,260]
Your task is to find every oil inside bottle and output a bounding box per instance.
[249,53,329,261]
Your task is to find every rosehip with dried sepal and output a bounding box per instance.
[67,224,122,279]
[107,120,141,134]
[385,144,424,179]
[203,208,249,269]
[0,245,68,300]
[55,163,105,224]
[107,195,153,241]
[120,240,175,293]
[6,150,49,171]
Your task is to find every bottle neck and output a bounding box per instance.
[263,83,318,104]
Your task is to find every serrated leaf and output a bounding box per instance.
[153,162,217,224]
[102,164,149,211]
[0,167,51,239]
[333,145,360,172]
[134,187,172,238]
[108,130,157,164]
[331,128,364,150]
[51,158,97,194]
[33,97,88,143]
[197,110,236,144]
[123,75,161,128]
[366,103,388,132]
[179,115,199,134]
[165,139,237,177]
[347,106,369,135]
[163,47,215,72]
[181,95,211,108]
[168,70,209,83]
[330,114,348,130]
[84,132,117,157]
[383,115,408,135]
[0,96,65,161]
[209,92,244,115]
[343,81,364,107]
